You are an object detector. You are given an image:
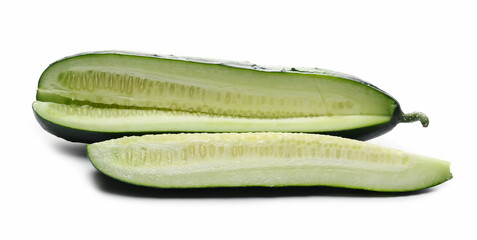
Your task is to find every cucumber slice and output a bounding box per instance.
[34,51,428,143]
[87,133,452,192]
[33,101,392,142]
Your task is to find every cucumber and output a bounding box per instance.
[34,51,428,143]
[87,133,452,192]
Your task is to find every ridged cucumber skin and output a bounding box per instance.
[86,133,452,192]
[33,106,401,143]
[35,51,408,142]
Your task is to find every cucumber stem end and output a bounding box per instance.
[400,112,429,127]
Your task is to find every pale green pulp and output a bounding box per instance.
[33,101,390,133]
[87,133,452,191]
[35,52,397,133]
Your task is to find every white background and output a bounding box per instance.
[1,1,476,239]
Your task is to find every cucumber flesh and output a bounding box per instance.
[34,51,422,142]
[87,133,452,192]
[33,101,390,133]
[37,52,396,119]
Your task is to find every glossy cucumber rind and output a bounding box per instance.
[33,105,401,143]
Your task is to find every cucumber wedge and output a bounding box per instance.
[34,51,428,143]
[87,133,452,192]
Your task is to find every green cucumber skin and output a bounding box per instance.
[35,51,406,142]
[34,106,402,143]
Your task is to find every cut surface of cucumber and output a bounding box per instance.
[34,51,428,142]
[33,101,390,132]
[87,133,452,192]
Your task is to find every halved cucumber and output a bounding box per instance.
[32,101,394,143]
[34,51,428,143]
[87,133,452,192]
